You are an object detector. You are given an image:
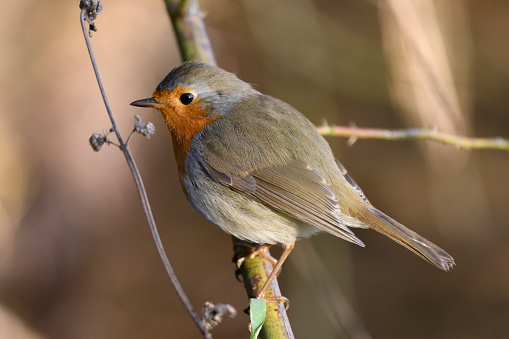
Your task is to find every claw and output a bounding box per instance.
[236,241,296,313]
[234,243,277,268]
[258,296,290,310]
[235,268,244,282]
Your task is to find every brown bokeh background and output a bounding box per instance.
[1,1,508,338]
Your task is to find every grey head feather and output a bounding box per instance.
[156,62,258,118]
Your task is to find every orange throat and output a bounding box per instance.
[153,88,219,180]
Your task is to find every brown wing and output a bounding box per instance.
[204,160,364,247]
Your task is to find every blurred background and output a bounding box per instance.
[1,0,508,338]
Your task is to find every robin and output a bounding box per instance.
[131,62,455,300]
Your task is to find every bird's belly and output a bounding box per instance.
[183,165,319,245]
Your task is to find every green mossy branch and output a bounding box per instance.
[234,239,294,338]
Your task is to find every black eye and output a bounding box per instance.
[179,93,194,105]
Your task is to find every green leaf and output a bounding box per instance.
[250,298,267,339]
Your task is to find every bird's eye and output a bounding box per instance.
[179,93,194,105]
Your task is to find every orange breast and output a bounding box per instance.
[153,87,220,180]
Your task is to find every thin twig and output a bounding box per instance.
[317,124,509,151]
[79,4,209,338]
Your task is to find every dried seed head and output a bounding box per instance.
[79,0,103,34]
[134,115,155,139]
[89,132,107,152]
[202,302,237,331]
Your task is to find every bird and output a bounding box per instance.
[131,61,455,300]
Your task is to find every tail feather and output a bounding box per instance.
[366,207,455,271]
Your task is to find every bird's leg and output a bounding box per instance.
[234,243,278,268]
[256,242,295,300]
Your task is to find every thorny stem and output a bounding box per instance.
[317,124,509,151]
[79,7,209,338]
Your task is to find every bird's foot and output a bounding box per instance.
[257,295,290,310]
[234,243,278,268]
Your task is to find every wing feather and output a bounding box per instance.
[204,160,364,247]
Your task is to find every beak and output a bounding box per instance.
[130,97,163,108]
